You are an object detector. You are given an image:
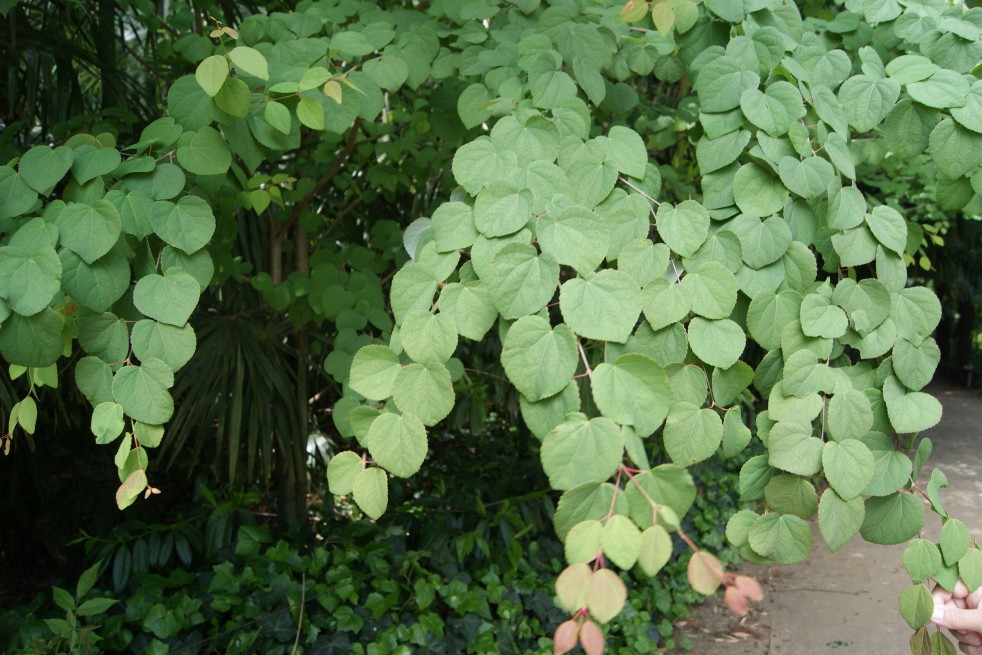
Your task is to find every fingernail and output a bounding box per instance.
[932,607,944,622]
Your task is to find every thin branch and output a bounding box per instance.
[619,175,661,207]
[276,117,363,242]
[577,341,593,377]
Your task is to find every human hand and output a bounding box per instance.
[932,581,982,654]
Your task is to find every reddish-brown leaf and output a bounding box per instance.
[580,618,605,655]
[734,574,765,601]
[724,585,748,615]
[909,626,930,655]
[553,619,579,655]
[687,551,723,595]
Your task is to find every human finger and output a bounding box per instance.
[952,628,982,646]
[933,604,982,633]
[958,640,982,655]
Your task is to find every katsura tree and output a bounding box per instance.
[1,0,982,652]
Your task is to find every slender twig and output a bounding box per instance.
[291,572,306,655]
[275,117,363,242]
[619,175,661,207]
[577,341,593,377]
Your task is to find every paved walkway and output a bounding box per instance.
[680,383,982,654]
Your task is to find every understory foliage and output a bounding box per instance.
[1,0,982,651]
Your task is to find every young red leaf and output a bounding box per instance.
[553,619,579,655]
[734,574,765,601]
[580,618,605,655]
[724,585,748,615]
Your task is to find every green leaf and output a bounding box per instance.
[687,318,745,369]
[559,269,641,343]
[149,195,216,254]
[264,101,292,135]
[0,166,38,219]
[837,74,899,132]
[680,261,737,320]
[617,239,669,288]
[601,514,642,570]
[882,100,938,160]
[297,97,326,130]
[364,412,427,478]
[861,493,925,545]
[748,512,813,564]
[555,482,627,540]
[655,200,710,258]
[722,407,752,457]
[591,354,672,436]
[740,455,774,501]
[390,263,437,324]
[116,469,147,510]
[799,292,847,339]
[663,402,723,466]
[958,549,982,592]
[695,56,760,113]
[940,519,970,567]
[764,474,817,519]
[0,244,61,316]
[112,359,174,425]
[55,200,122,264]
[18,145,73,194]
[133,269,200,327]
[641,279,690,332]
[865,205,907,255]
[537,205,609,274]
[195,55,229,96]
[75,356,114,406]
[883,375,942,435]
[501,316,577,402]
[564,520,602,565]
[778,156,835,200]
[822,440,875,500]
[608,126,648,178]
[768,416,823,476]
[885,55,938,85]
[352,467,388,519]
[160,246,212,292]
[176,126,232,176]
[0,309,65,367]
[818,489,864,552]
[696,130,751,174]
[70,145,121,185]
[892,287,942,343]
[541,415,624,491]
[908,69,970,110]
[349,345,401,401]
[637,525,672,576]
[904,539,943,583]
[431,202,477,253]
[929,118,982,179]
[130,320,196,373]
[60,248,129,313]
[437,281,496,341]
[733,163,789,217]
[392,361,454,426]
[485,244,558,320]
[740,82,803,137]
[747,290,802,351]
[400,310,457,364]
[228,46,268,80]
[899,584,934,630]
[827,389,874,441]
[75,597,118,618]
[892,338,940,391]
[951,81,982,133]
[78,312,129,363]
[520,380,581,440]
[91,402,125,444]
[727,214,792,269]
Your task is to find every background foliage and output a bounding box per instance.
[1,0,982,652]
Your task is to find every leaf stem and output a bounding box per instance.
[577,341,593,377]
